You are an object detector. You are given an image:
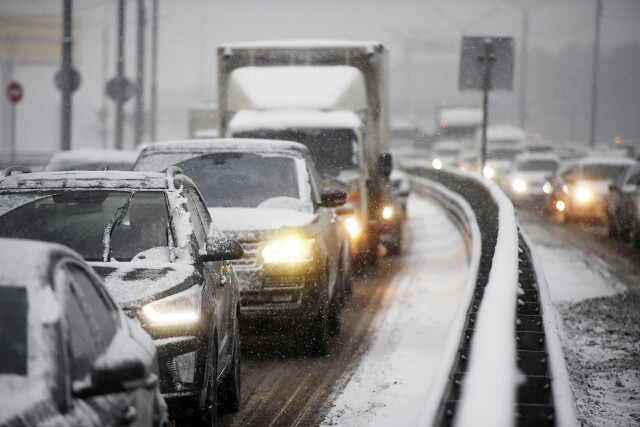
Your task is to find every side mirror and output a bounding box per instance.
[320,187,347,208]
[202,236,244,262]
[379,153,393,178]
[75,358,146,397]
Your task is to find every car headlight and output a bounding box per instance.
[562,184,569,194]
[142,286,201,326]
[432,159,443,170]
[575,187,592,202]
[483,165,496,179]
[262,236,315,263]
[382,205,394,220]
[555,200,565,211]
[543,182,552,194]
[512,179,527,193]
[344,217,362,239]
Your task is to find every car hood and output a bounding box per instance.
[574,180,611,196]
[509,171,552,183]
[209,207,317,237]
[90,261,201,310]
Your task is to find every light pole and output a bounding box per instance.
[589,0,603,148]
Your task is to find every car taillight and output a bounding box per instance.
[346,191,360,203]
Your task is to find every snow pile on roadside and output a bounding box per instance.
[533,244,640,425]
[322,195,471,426]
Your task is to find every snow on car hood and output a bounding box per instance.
[209,207,317,234]
[90,261,200,309]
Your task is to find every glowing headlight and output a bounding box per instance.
[562,184,569,194]
[432,159,443,170]
[142,286,201,326]
[543,182,552,194]
[512,179,527,193]
[382,205,394,220]
[483,166,496,179]
[344,217,362,239]
[262,237,315,263]
[575,187,592,202]
[555,200,565,212]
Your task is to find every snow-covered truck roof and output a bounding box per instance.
[228,110,363,133]
[228,66,366,111]
[439,107,483,127]
[220,39,383,50]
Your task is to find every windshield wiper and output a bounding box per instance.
[102,192,136,262]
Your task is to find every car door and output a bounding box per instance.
[60,261,156,426]
[306,157,341,295]
[184,187,230,366]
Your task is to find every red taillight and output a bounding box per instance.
[346,191,360,203]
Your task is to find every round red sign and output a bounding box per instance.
[7,82,23,104]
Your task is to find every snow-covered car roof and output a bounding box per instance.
[0,170,181,191]
[487,125,527,141]
[229,110,363,133]
[439,107,483,126]
[514,152,560,163]
[575,156,637,167]
[0,238,82,285]
[46,149,138,164]
[139,138,309,158]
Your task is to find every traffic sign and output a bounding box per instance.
[459,37,514,91]
[55,67,81,93]
[6,81,23,104]
[106,76,134,103]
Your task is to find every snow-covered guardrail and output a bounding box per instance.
[405,166,577,427]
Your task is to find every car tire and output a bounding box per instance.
[217,316,241,414]
[307,286,329,356]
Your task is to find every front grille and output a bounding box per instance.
[263,275,305,288]
[231,241,261,268]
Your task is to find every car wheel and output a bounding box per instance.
[217,316,241,414]
[307,286,329,356]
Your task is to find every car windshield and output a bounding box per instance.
[0,287,28,376]
[0,191,170,262]
[487,148,523,160]
[173,153,302,208]
[516,160,558,172]
[581,164,629,181]
[233,128,359,177]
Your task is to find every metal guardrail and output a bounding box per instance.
[406,166,576,427]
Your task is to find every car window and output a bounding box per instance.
[63,275,100,382]
[67,264,118,345]
[0,286,28,375]
[305,156,322,206]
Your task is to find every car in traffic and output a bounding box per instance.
[551,157,637,223]
[45,149,138,172]
[430,140,462,170]
[0,238,167,427]
[482,145,526,187]
[135,139,350,355]
[607,164,640,241]
[0,168,244,424]
[505,153,560,207]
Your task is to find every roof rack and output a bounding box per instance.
[166,166,184,190]
[1,166,32,178]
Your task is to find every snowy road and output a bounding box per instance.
[219,193,470,426]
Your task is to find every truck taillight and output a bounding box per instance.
[346,191,360,203]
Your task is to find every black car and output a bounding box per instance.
[0,169,243,424]
[607,164,640,240]
[135,139,350,355]
[0,238,167,427]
